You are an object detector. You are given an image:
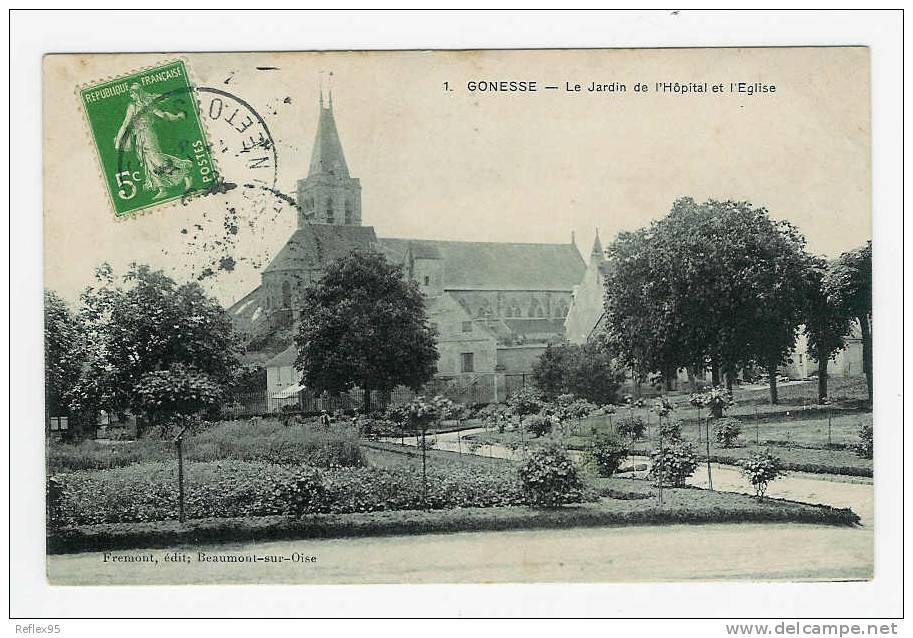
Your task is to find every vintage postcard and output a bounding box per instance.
[43,48,872,586]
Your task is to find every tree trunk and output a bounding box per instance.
[724,366,734,393]
[686,366,696,392]
[817,349,829,403]
[767,364,778,405]
[664,366,674,392]
[711,358,720,386]
[858,314,873,402]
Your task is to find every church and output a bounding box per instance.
[228,94,586,399]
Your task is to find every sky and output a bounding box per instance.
[43,48,870,307]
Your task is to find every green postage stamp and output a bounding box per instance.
[79,60,216,217]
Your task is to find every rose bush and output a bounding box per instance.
[738,452,786,498]
[588,437,629,477]
[714,417,743,448]
[648,442,699,487]
[517,443,584,507]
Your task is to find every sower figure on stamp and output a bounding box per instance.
[114,83,193,199]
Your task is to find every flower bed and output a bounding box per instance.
[47,419,363,473]
[50,458,528,526]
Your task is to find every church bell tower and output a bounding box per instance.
[296,91,362,227]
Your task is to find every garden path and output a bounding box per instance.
[386,430,874,524]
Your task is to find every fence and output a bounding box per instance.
[225,373,534,417]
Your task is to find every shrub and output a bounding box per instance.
[523,414,553,438]
[658,418,683,441]
[272,468,326,518]
[738,452,786,498]
[615,415,647,442]
[563,398,598,420]
[714,417,743,448]
[517,444,584,507]
[853,422,873,459]
[507,386,545,417]
[648,442,699,487]
[589,437,629,477]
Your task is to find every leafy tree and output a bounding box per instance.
[295,251,438,413]
[804,259,852,402]
[134,364,224,428]
[603,197,813,403]
[71,263,240,432]
[229,364,268,394]
[532,337,624,404]
[44,291,85,434]
[532,344,574,397]
[826,242,872,401]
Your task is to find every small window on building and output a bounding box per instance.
[461,352,474,373]
[462,321,472,333]
[424,276,430,286]
[798,354,804,364]
[344,199,353,224]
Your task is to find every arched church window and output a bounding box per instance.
[325,197,334,223]
[282,281,292,308]
[344,199,353,224]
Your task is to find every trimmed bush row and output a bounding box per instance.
[47,487,861,555]
[50,459,529,526]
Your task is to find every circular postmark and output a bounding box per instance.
[115,83,298,285]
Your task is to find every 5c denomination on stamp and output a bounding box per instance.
[80,60,216,217]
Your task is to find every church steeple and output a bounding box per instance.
[296,87,362,227]
[590,228,605,262]
[307,91,350,178]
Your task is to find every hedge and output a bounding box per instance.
[50,459,530,526]
[47,485,861,554]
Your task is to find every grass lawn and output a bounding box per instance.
[363,439,514,469]
[628,442,872,477]
[466,409,872,477]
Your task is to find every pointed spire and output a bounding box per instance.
[308,86,349,178]
[591,228,605,262]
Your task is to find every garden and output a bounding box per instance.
[47,389,863,554]
[460,379,874,478]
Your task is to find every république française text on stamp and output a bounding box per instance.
[80,60,216,217]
